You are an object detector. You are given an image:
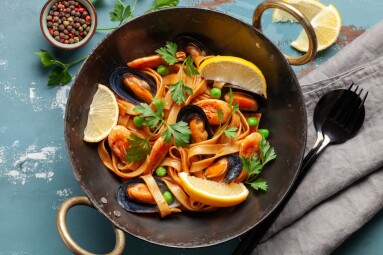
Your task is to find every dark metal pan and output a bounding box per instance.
[58,1,317,253]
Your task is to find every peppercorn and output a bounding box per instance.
[46,0,92,45]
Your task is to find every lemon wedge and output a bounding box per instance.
[291,4,342,52]
[272,0,326,22]
[178,172,249,207]
[83,84,119,142]
[198,56,267,98]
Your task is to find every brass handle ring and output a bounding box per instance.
[253,0,318,65]
[57,196,126,255]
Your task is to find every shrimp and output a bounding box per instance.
[108,125,132,161]
[127,52,187,69]
[239,132,263,158]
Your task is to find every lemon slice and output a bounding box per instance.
[291,4,342,52]
[198,56,267,98]
[272,0,326,23]
[83,84,119,142]
[178,172,249,207]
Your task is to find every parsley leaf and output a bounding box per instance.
[169,80,193,105]
[126,134,151,163]
[223,126,238,139]
[147,0,180,12]
[249,178,268,191]
[164,122,191,147]
[184,56,199,76]
[48,66,71,86]
[228,88,240,113]
[133,99,165,129]
[35,49,87,86]
[155,41,178,65]
[109,2,132,25]
[242,138,277,191]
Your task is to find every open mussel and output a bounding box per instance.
[177,105,213,143]
[109,67,157,105]
[117,178,180,213]
[220,85,267,113]
[204,154,242,183]
[173,34,214,67]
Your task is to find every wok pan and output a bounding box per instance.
[58,1,317,253]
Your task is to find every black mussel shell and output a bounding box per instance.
[223,154,243,183]
[109,67,157,105]
[177,105,213,139]
[221,85,267,113]
[117,178,180,213]
[173,34,214,56]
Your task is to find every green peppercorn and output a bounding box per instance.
[163,191,174,204]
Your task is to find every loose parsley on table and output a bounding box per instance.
[34,50,87,86]
[242,138,277,191]
[125,98,191,163]
[156,41,199,105]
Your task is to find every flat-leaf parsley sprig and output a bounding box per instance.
[98,0,180,31]
[125,98,191,163]
[156,41,199,105]
[242,138,277,191]
[35,50,87,86]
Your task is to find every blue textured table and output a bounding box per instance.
[0,0,382,254]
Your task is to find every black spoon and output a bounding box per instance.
[233,85,367,255]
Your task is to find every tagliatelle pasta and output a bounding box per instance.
[95,40,276,217]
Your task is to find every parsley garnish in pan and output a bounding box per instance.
[242,138,277,191]
[156,41,199,104]
[125,98,191,163]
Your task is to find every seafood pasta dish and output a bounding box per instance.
[83,36,277,217]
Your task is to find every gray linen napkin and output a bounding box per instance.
[252,20,383,255]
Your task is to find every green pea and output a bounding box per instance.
[210,88,222,99]
[155,166,167,177]
[258,128,269,139]
[247,117,259,127]
[157,65,169,76]
[133,116,144,127]
[163,191,174,204]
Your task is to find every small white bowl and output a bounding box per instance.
[40,0,97,50]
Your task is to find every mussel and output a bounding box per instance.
[117,178,180,213]
[220,85,267,113]
[109,67,157,105]
[177,105,213,143]
[204,154,242,183]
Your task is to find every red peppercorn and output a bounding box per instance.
[55,2,59,6]
[85,15,91,22]
[49,28,54,35]
[79,31,84,36]
[64,39,69,44]
[60,38,65,43]
[78,7,84,12]
[69,33,74,38]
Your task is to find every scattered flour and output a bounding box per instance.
[57,188,73,197]
[1,144,60,185]
[51,85,71,114]
[0,59,8,70]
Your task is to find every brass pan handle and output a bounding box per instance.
[57,196,126,255]
[253,0,318,65]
